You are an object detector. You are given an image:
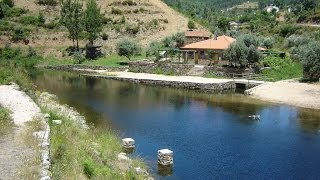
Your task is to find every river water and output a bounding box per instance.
[32,70,320,180]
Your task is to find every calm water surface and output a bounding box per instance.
[32,70,320,180]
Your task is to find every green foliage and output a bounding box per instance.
[1,43,20,59]
[217,17,229,32]
[262,37,275,49]
[116,38,141,60]
[225,34,262,66]
[11,26,28,42]
[125,24,139,35]
[101,32,108,40]
[278,24,300,37]
[262,57,303,81]
[60,0,83,50]
[297,41,320,80]
[37,0,58,6]
[20,15,40,25]
[111,7,122,15]
[0,107,12,135]
[121,0,137,6]
[84,0,103,45]
[146,41,161,59]
[172,32,186,47]
[187,19,196,29]
[83,159,95,178]
[27,46,37,57]
[3,0,14,7]
[4,7,28,17]
[73,50,85,64]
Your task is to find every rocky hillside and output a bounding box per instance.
[0,0,203,57]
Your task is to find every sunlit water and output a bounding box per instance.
[32,70,320,179]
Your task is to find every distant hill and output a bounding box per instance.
[1,0,205,57]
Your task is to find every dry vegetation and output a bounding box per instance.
[1,0,200,57]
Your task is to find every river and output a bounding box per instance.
[32,69,320,180]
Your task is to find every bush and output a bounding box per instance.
[37,0,58,6]
[73,50,85,64]
[297,42,320,80]
[102,17,113,24]
[172,32,185,47]
[0,20,15,31]
[262,37,275,49]
[146,41,161,59]
[122,0,137,6]
[20,15,39,25]
[188,19,196,29]
[83,159,95,178]
[278,24,300,37]
[11,26,28,42]
[3,0,14,7]
[101,33,108,40]
[116,38,141,60]
[44,21,57,29]
[4,7,28,17]
[125,24,139,35]
[111,7,122,15]
[27,46,37,57]
[1,43,20,59]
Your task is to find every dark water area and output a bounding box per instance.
[31,69,320,180]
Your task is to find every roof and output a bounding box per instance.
[180,35,236,50]
[185,30,211,38]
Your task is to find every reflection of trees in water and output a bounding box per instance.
[297,109,320,133]
[85,77,97,90]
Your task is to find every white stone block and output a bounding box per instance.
[158,149,173,166]
[118,153,129,162]
[122,138,135,149]
[52,120,62,125]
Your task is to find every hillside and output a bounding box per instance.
[0,0,203,57]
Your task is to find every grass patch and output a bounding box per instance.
[262,57,303,81]
[0,107,13,136]
[38,94,147,179]
[83,54,145,67]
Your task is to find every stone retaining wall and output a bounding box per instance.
[128,61,194,75]
[45,65,128,73]
[86,75,236,92]
[204,66,257,77]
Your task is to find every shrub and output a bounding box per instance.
[125,24,139,35]
[38,12,45,25]
[3,0,14,7]
[37,0,58,6]
[101,33,108,40]
[44,21,57,29]
[297,42,320,80]
[116,38,141,60]
[262,37,275,49]
[172,32,185,47]
[73,50,85,64]
[20,15,39,25]
[27,46,37,57]
[146,41,161,58]
[122,0,137,6]
[11,26,28,42]
[0,20,15,31]
[278,24,300,37]
[188,19,196,29]
[4,7,28,17]
[102,17,113,24]
[133,9,139,13]
[120,15,126,24]
[1,43,20,59]
[111,7,122,15]
[83,159,95,178]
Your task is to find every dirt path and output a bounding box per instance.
[0,84,41,179]
[247,80,320,109]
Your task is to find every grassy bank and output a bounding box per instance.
[0,107,13,135]
[37,93,147,179]
[39,54,145,67]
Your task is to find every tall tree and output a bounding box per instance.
[84,0,103,46]
[60,0,83,50]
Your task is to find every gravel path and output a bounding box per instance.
[0,84,41,126]
[0,84,41,179]
[247,80,320,109]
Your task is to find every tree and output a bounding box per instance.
[146,41,161,60]
[84,0,103,46]
[60,0,83,50]
[172,32,185,47]
[116,39,141,61]
[225,42,248,66]
[298,42,320,80]
[188,19,196,29]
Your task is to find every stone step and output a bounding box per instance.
[187,65,205,76]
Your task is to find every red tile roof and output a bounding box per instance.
[185,30,211,38]
[181,35,236,50]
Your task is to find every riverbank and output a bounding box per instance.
[246,80,320,109]
[0,84,43,179]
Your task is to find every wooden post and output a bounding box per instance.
[214,53,219,65]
